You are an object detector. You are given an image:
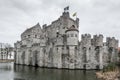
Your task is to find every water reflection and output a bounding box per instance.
[0,63,98,80]
[14,65,98,80]
[0,63,14,80]
[0,63,13,70]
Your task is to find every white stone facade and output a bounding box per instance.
[14,10,119,69]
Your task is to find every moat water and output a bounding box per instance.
[0,62,98,80]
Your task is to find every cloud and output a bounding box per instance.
[0,0,120,46]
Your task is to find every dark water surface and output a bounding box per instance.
[0,63,98,80]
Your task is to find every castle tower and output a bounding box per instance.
[81,34,91,47]
[65,25,79,69]
[93,34,104,69]
[106,37,119,63]
[106,37,119,48]
[81,34,91,69]
[93,34,103,47]
[65,25,79,46]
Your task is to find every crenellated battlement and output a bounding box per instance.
[106,37,119,48]
[81,34,118,49]
[14,7,119,70]
[92,34,103,47]
[81,34,91,47]
[81,34,91,38]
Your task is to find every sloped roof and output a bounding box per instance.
[21,23,41,35]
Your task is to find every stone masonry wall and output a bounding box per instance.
[14,10,119,70]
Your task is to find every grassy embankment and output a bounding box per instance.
[96,63,120,80]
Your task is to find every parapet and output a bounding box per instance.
[92,34,104,47]
[106,37,119,48]
[80,34,119,48]
[81,34,91,39]
[81,34,91,47]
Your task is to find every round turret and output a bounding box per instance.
[65,25,79,46]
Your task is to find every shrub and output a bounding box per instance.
[103,63,117,72]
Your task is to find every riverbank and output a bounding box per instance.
[96,70,120,80]
[0,59,14,63]
[96,62,120,80]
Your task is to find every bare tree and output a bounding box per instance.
[0,43,4,60]
[0,43,13,60]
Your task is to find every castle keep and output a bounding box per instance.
[14,8,119,69]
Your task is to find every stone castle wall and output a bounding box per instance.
[14,10,119,69]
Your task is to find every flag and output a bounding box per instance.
[73,12,77,17]
[64,6,69,11]
[66,6,69,10]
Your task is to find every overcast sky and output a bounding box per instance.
[0,0,120,46]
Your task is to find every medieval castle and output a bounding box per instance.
[14,8,119,69]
